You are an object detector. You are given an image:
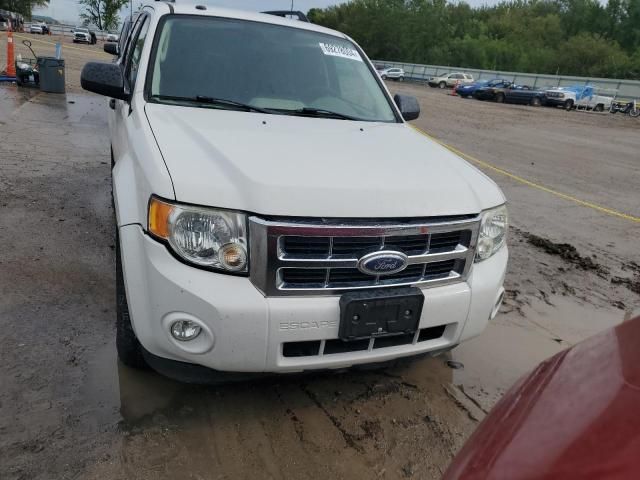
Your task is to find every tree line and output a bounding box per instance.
[0,0,48,18]
[308,0,640,79]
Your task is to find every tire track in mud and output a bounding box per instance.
[299,383,365,453]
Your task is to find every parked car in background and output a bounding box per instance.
[29,22,43,34]
[472,80,513,101]
[379,67,405,81]
[428,72,474,89]
[0,15,10,31]
[106,32,119,42]
[444,316,640,480]
[81,4,508,381]
[456,79,508,98]
[503,86,547,106]
[545,85,613,111]
[72,26,91,43]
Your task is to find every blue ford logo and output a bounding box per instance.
[357,251,408,276]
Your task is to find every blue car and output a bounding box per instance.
[456,79,509,98]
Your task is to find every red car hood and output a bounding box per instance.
[444,316,640,479]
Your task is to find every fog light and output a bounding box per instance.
[170,320,202,341]
[218,243,247,271]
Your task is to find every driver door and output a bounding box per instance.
[110,14,150,164]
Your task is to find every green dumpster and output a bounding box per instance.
[37,57,65,93]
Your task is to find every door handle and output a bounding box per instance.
[109,98,116,110]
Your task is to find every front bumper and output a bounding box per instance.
[120,224,507,373]
[545,97,566,106]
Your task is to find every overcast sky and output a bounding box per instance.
[35,0,497,24]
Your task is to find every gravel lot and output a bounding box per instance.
[1,37,639,479]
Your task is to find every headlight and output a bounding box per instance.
[475,205,508,262]
[148,197,248,273]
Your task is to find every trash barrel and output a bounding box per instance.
[36,56,65,93]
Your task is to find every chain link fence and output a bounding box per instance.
[374,60,640,99]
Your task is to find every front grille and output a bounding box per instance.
[280,260,461,289]
[280,231,470,258]
[282,324,448,358]
[249,215,479,296]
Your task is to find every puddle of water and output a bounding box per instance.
[448,294,629,411]
[0,84,41,121]
[79,343,122,428]
[517,295,626,345]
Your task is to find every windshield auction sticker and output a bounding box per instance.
[319,43,363,62]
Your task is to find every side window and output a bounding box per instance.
[125,17,150,90]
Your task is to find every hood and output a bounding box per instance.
[145,104,504,218]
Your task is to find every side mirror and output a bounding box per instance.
[81,62,128,100]
[104,43,118,55]
[394,94,420,121]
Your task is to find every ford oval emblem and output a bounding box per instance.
[357,251,408,276]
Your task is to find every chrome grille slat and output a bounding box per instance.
[249,216,480,296]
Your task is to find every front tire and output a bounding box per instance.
[439,81,446,89]
[629,107,640,118]
[594,104,604,112]
[530,96,541,107]
[398,76,404,82]
[381,75,387,80]
[564,99,574,111]
[115,224,148,369]
[495,93,505,103]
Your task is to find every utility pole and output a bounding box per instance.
[130,0,132,21]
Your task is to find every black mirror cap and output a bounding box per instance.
[81,62,128,101]
[104,42,118,55]
[394,94,420,121]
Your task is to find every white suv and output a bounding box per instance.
[81,4,508,381]
[428,72,474,89]
[72,27,91,43]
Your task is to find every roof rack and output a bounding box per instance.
[262,10,309,22]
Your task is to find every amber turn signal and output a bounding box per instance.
[148,197,175,239]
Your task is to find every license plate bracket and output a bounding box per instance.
[339,287,424,341]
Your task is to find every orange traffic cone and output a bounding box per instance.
[6,31,16,77]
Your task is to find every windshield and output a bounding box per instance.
[149,16,397,122]
[76,28,88,32]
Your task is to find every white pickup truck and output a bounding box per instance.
[80,3,508,382]
[544,85,613,111]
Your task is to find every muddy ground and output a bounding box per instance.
[1,39,639,479]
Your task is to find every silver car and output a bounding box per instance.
[379,67,405,81]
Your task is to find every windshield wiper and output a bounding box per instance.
[151,94,273,114]
[277,107,361,121]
